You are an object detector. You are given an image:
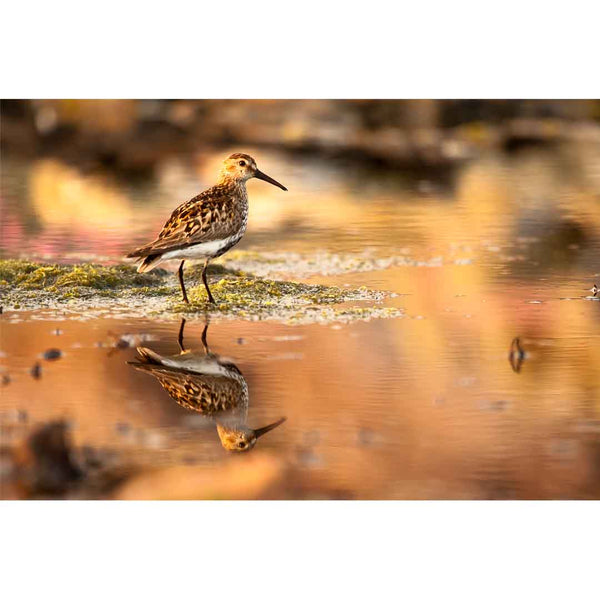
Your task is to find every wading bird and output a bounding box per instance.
[126,153,287,304]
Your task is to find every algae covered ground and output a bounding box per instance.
[0,258,403,324]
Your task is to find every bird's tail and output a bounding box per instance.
[135,346,164,365]
[134,254,162,273]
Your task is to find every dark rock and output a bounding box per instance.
[17,421,83,495]
[42,348,62,361]
[30,362,42,379]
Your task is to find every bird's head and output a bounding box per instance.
[219,153,287,190]
[216,417,287,452]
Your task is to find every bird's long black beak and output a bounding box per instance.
[254,169,287,191]
[254,417,287,439]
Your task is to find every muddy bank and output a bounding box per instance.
[0,259,403,324]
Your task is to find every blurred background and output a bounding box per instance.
[4,99,600,173]
[2,100,600,499]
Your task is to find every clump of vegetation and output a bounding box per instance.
[173,275,395,324]
[1,259,403,324]
[188,276,369,306]
[0,259,172,308]
[0,260,166,291]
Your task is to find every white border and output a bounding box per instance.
[2,1,600,98]
[2,501,599,599]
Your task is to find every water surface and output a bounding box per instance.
[2,145,599,499]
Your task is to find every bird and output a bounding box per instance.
[126,153,287,304]
[590,284,598,297]
[129,318,286,451]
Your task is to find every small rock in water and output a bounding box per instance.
[15,420,83,496]
[52,328,64,336]
[30,362,42,379]
[1,374,11,386]
[42,348,62,361]
[237,337,246,345]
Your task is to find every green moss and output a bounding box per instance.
[1,259,402,324]
[0,259,173,307]
[174,275,385,317]
[0,260,166,291]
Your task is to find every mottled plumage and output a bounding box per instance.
[126,153,287,304]
[131,348,247,416]
[128,319,286,451]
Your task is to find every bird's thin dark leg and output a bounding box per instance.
[202,259,216,304]
[177,317,187,353]
[201,320,210,355]
[178,260,189,304]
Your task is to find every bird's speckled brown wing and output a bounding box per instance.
[131,362,245,415]
[127,183,246,258]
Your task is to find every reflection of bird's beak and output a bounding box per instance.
[254,417,287,439]
[254,169,287,191]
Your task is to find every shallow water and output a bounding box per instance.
[2,144,600,499]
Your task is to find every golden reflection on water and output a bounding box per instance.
[1,144,600,498]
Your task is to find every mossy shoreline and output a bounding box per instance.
[0,259,403,324]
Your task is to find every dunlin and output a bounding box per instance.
[127,153,287,304]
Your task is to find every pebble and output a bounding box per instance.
[42,348,62,361]
[30,362,42,379]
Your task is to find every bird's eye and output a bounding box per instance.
[238,441,246,448]
[238,160,246,167]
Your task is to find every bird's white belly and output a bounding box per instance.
[160,234,242,261]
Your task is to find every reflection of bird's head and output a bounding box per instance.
[216,417,286,452]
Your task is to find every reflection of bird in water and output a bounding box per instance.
[508,337,526,373]
[126,153,287,304]
[129,319,286,451]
